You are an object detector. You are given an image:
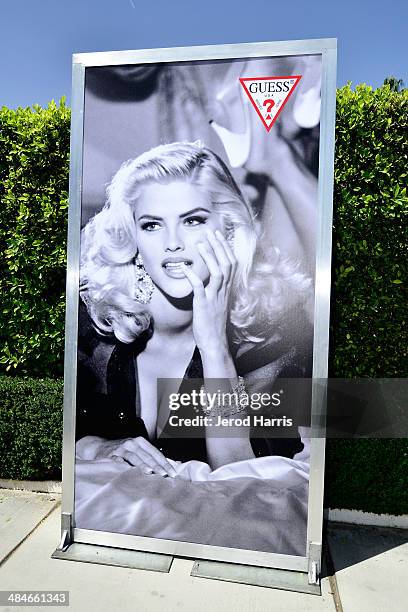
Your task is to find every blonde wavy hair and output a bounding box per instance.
[80,141,311,345]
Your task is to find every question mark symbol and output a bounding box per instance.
[263,98,275,113]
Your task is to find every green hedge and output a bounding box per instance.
[330,83,407,378]
[0,86,407,515]
[326,83,407,514]
[0,100,70,378]
[325,439,408,515]
[0,376,63,480]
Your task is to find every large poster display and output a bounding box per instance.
[63,40,337,575]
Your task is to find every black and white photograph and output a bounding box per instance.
[73,53,322,557]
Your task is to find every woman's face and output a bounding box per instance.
[135,180,224,299]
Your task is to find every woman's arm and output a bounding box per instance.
[244,124,318,279]
[200,349,255,469]
[266,138,317,278]
[183,228,255,469]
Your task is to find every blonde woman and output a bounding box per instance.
[76,141,312,474]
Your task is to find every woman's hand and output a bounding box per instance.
[183,228,237,360]
[76,435,177,477]
[182,228,255,468]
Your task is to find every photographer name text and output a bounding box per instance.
[168,415,293,428]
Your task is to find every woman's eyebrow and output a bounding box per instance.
[179,207,211,218]
[137,207,211,222]
[137,214,163,221]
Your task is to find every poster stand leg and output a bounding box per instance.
[52,543,173,573]
[190,560,321,595]
[52,513,173,572]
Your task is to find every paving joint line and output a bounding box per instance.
[0,499,61,569]
[323,538,343,612]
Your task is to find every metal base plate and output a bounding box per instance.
[191,560,321,595]
[52,542,173,573]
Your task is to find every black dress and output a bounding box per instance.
[76,301,312,462]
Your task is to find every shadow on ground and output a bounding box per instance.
[321,521,408,576]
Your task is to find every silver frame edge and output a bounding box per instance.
[61,61,85,517]
[306,44,337,551]
[73,38,337,66]
[74,528,308,572]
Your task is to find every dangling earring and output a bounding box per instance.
[134,252,154,304]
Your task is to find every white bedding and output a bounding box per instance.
[75,439,310,556]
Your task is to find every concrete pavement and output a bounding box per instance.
[0,488,407,612]
[327,522,408,612]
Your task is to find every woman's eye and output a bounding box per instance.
[141,221,161,231]
[184,216,207,227]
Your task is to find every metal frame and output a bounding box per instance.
[59,38,337,581]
